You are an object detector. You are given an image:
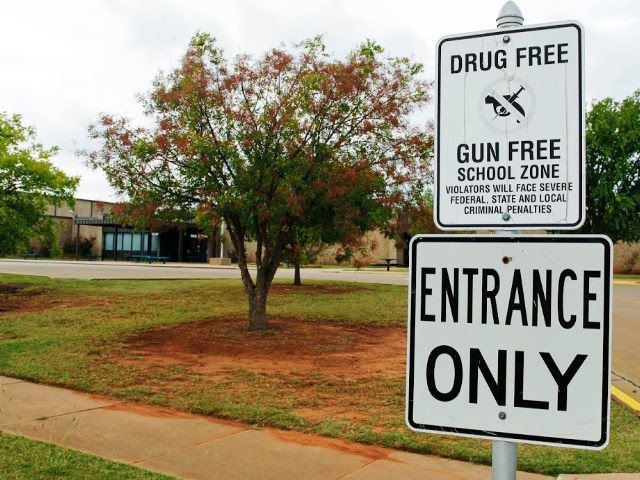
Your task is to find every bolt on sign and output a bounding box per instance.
[406,235,611,449]
[435,22,585,229]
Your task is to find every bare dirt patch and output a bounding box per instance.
[0,283,115,313]
[119,315,408,424]
[124,316,406,381]
[0,283,44,312]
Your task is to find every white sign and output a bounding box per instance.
[406,235,611,449]
[435,22,585,229]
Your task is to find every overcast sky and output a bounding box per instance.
[1,0,638,201]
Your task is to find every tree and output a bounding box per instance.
[85,33,432,331]
[0,113,78,257]
[580,90,640,242]
[385,181,439,266]
[285,159,395,285]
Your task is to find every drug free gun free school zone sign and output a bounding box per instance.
[435,22,585,229]
[406,235,611,449]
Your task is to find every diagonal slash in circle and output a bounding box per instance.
[486,86,526,123]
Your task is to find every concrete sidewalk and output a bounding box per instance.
[1,376,638,480]
[0,376,552,480]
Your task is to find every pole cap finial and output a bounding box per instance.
[497,1,524,28]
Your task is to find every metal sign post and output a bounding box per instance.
[495,4,522,479]
[493,440,517,480]
[406,3,608,480]
[494,5,522,478]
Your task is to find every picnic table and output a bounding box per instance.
[383,257,399,271]
[370,258,400,271]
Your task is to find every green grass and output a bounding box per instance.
[613,274,640,280]
[0,431,176,480]
[0,273,638,477]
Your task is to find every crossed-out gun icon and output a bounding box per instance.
[485,85,526,122]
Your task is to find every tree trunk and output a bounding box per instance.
[223,216,286,332]
[292,241,302,286]
[247,283,268,331]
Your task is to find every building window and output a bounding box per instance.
[104,233,114,250]
[132,233,142,251]
[103,231,159,255]
[119,233,132,251]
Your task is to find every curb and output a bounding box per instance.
[613,279,640,286]
[611,386,640,416]
[0,258,237,270]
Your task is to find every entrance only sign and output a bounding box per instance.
[406,235,611,449]
[435,22,585,229]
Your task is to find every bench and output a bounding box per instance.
[23,253,39,260]
[127,254,169,264]
[127,255,153,262]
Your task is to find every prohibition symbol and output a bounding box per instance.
[485,85,526,123]
[480,78,533,131]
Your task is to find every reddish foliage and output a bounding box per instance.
[84,33,433,329]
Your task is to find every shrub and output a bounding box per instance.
[63,235,96,257]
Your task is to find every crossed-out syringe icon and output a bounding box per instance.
[485,85,526,123]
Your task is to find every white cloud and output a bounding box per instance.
[1,0,638,200]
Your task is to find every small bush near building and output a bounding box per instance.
[63,236,96,257]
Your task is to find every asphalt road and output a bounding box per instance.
[0,259,409,284]
[1,258,638,399]
[611,284,640,396]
